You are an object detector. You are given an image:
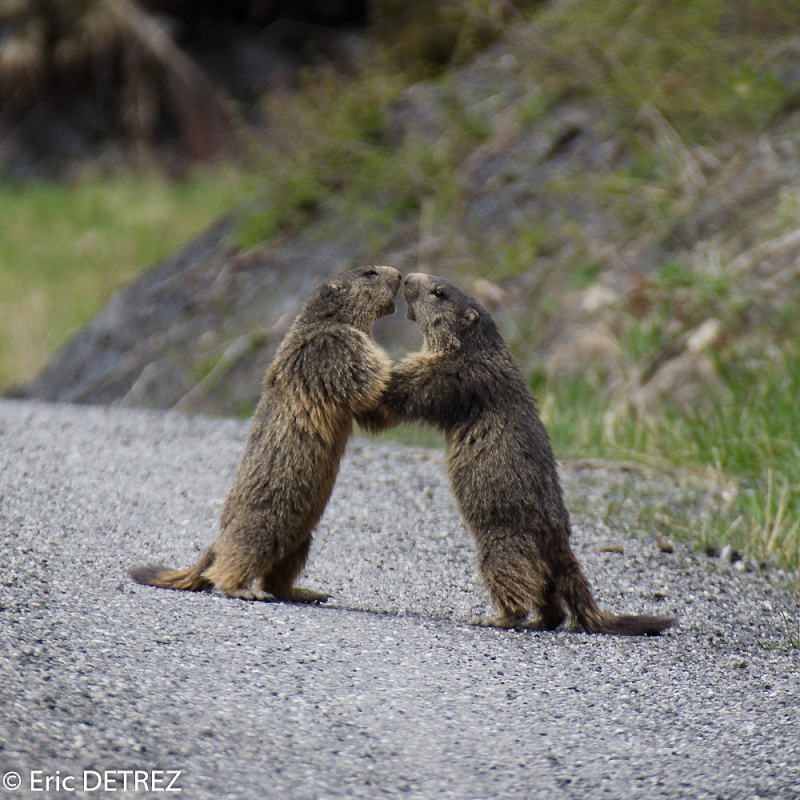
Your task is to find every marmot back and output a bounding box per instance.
[130,265,401,603]
[364,272,675,636]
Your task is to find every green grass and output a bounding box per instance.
[531,0,800,144]
[0,167,249,387]
[535,352,800,580]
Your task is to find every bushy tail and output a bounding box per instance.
[559,562,676,636]
[129,548,215,592]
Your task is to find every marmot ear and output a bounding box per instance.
[463,307,479,326]
[321,281,344,299]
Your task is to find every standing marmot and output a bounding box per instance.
[130,265,402,602]
[362,273,675,635]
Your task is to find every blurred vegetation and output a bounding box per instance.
[0,0,237,160]
[530,0,800,140]
[1,0,799,580]
[537,357,800,574]
[0,168,249,385]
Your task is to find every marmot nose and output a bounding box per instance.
[403,273,424,298]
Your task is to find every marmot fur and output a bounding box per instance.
[362,273,675,635]
[130,265,401,602]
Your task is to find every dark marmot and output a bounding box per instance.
[130,265,402,602]
[362,273,676,635]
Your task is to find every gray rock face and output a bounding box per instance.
[1,399,798,799]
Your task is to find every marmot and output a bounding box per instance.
[361,273,675,635]
[130,265,402,602]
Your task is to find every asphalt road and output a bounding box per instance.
[1,399,798,799]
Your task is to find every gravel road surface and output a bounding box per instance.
[1,399,798,799]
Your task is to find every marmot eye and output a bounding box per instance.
[431,288,446,299]
[363,268,379,277]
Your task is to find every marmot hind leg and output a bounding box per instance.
[523,584,567,631]
[469,564,533,628]
[222,586,273,601]
[258,537,329,604]
[469,611,528,628]
[470,553,567,631]
[203,553,273,601]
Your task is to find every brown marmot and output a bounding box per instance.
[362,273,676,635]
[130,265,402,602]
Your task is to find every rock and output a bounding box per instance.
[720,545,742,564]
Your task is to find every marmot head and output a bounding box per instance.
[403,273,500,353]
[306,265,402,332]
